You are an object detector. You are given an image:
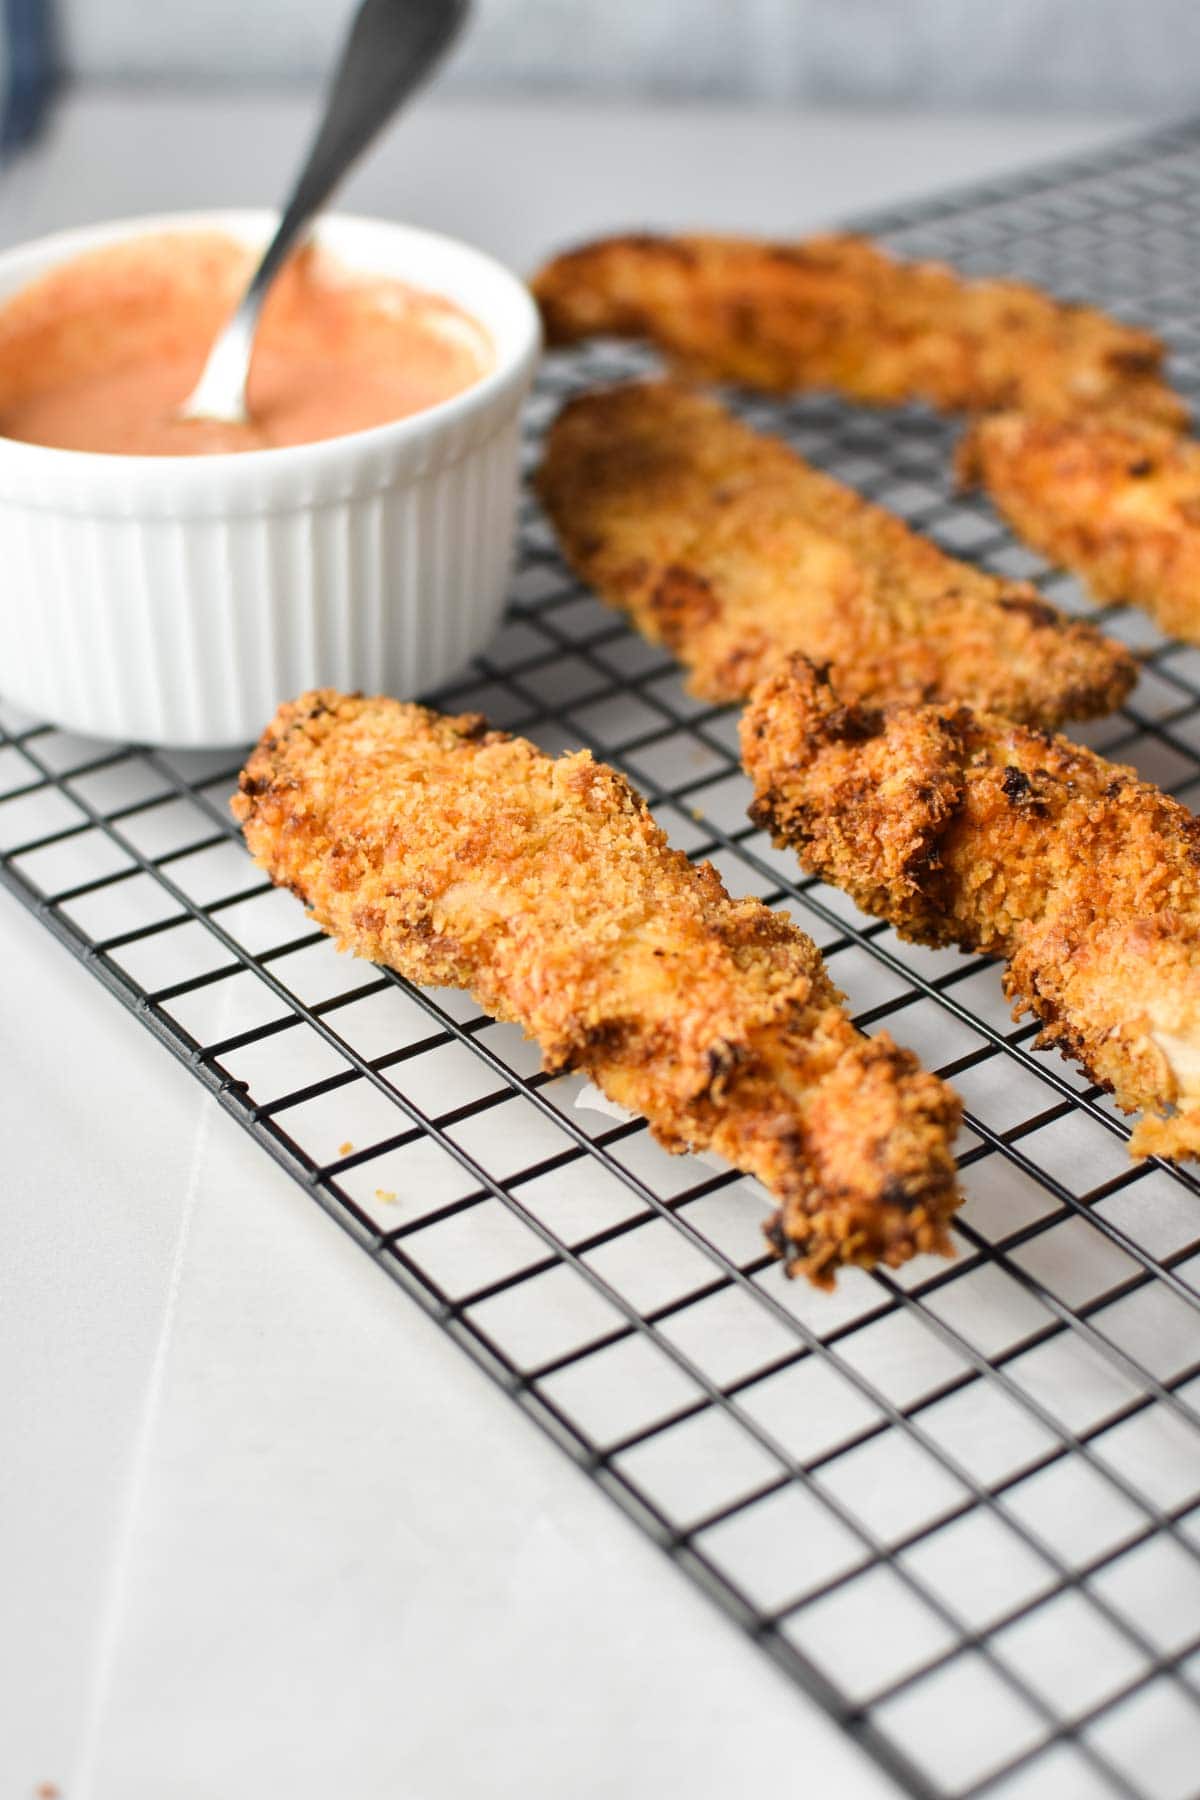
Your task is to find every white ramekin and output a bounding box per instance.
[0,209,541,746]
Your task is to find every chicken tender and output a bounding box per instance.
[962,410,1200,645]
[233,690,962,1283]
[742,657,1200,1159]
[537,382,1136,723]
[532,232,1187,428]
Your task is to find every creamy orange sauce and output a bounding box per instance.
[0,231,493,454]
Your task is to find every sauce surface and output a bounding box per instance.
[0,231,493,455]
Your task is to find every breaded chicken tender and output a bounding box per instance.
[532,232,1187,427]
[742,657,1200,1159]
[962,411,1200,645]
[537,382,1136,723]
[233,690,962,1283]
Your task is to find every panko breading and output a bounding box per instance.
[537,382,1136,723]
[962,411,1200,645]
[233,690,962,1284]
[742,657,1200,1160]
[531,232,1187,427]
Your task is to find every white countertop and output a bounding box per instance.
[0,90,1149,1800]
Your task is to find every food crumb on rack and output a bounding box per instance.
[338,1140,354,1156]
[374,1188,397,1203]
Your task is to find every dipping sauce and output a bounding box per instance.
[0,231,494,454]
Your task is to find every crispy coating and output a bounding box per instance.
[742,657,1200,1159]
[962,410,1200,646]
[531,232,1187,427]
[537,381,1136,723]
[233,690,962,1283]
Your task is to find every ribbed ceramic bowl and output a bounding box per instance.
[0,209,542,746]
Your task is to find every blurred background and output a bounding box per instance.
[8,0,1200,137]
[2,1,1197,268]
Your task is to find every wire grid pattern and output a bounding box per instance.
[6,124,1200,1800]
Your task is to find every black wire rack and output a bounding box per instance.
[7,120,1200,1800]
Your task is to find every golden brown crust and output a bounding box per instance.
[536,381,1136,724]
[742,658,1200,1159]
[531,232,1187,427]
[962,410,1200,645]
[233,689,962,1283]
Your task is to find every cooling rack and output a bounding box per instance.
[6,119,1200,1800]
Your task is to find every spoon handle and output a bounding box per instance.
[182,0,470,424]
[254,0,470,304]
